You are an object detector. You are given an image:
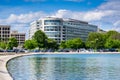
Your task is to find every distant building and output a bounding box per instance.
[29,17,98,43]
[0,25,10,42]
[11,31,25,46]
[97,28,106,33]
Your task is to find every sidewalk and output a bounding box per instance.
[0,52,32,80]
[0,55,14,80]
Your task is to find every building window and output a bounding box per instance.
[37,22,39,24]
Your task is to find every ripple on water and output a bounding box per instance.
[7,54,120,80]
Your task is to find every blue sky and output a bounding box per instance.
[0,0,120,39]
[0,0,105,17]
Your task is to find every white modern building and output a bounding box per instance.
[29,17,98,43]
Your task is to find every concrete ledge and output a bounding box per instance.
[0,53,34,80]
[0,55,16,80]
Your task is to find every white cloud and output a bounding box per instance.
[114,20,120,27]
[52,9,74,18]
[98,1,120,10]
[0,11,47,24]
[0,0,120,39]
[0,8,118,37]
[0,11,47,39]
[97,0,120,31]
[113,20,120,31]
[83,10,115,21]
[51,0,120,31]
[51,9,115,22]
[11,23,28,32]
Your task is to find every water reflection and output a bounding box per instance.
[7,54,120,80]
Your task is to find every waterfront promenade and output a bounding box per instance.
[0,55,13,80]
[0,53,34,80]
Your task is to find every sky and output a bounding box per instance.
[0,0,120,39]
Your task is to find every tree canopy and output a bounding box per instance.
[60,41,66,49]
[0,42,7,49]
[86,32,106,49]
[86,30,120,49]
[33,30,48,49]
[105,39,120,48]
[7,37,18,50]
[24,40,37,50]
[60,38,84,49]
[23,30,120,50]
[46,38,58,49]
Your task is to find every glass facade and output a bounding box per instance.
[63,21,97,41]
[44,19,62,43]
[29,17,98,43]
[44,20,62,25]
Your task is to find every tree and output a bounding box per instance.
[86,30,120,50]
[7,37,18,50]
[86,32,106,49]
[105,30,120,49]
[60,41,66,49]
[46,38,58,49]
[109,33,120,40]
[33,30,48,49]
[0,42,7,49]
[106,30,119,39]
[24,40,37,50]
[105,39,120,48]
[65,38,84,49]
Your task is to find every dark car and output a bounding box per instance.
[108,48,118,52]
[6,50,14,52]
[0,50,4,52]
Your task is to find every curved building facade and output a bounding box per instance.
[43,17,63,43]
[29,17,98,43]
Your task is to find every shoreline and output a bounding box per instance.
[0,52,120,80]
[0,53,36,80]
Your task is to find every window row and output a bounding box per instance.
[0,28,10,30]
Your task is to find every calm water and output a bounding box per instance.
[7,54,120,80]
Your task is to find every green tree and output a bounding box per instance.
[0,42,7,49]
[24,40,37,50]
[109,33,120,40]
[65,38,84,49]
[105,30,120,49]
[60,41,66,49]
[105,39,120,48]
[106,30,119,39]
[86,32,106,49]
[46,38,58,49]
[33,30,48,49]
[7,37,18,50]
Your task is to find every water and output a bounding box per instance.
[7,54,120,80]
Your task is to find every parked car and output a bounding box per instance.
[6,50,14,52]
[0,50,4,52]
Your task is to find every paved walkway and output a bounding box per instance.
[0,53,34,80]
[0,55,15,80]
